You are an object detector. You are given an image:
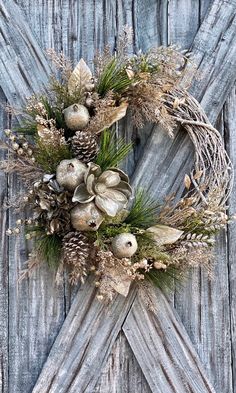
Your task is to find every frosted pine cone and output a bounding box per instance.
[71,130,98,163]
[62,231,90,284]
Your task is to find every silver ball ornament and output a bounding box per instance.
[56,158,87,191]
[63,103,90,130]
[111,233,138,259]
[71,202,104,231]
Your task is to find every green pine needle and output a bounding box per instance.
[40,96,66,130]
[125,189,160,228]
[146,265,182,292]
[36,233,62,268]
[34,139,73,173]
[13,120,38,135]
[96,129,133,171]
[96,57,135,97]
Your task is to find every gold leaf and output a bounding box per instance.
[146,224,184,246]
[97,102,129,133]
[194,170,203,180]
[105,264,131,297]
[184,174,191,190]
[126,67,135,80]
[68,59,93,94]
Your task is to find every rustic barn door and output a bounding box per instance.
[1,0,236,392]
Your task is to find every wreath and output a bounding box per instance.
[1,29,233,301]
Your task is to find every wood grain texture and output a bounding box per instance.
[94,332,152,393]
[223,85,236,393]
[0,0,51,107]
[189,0,236,123]
[0,0,235,392]
[0,88,8,393]
[0,2,66,392]
[32,278,137,393]
[129,1,235,392]
[123,290,216,393]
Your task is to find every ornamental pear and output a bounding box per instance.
[56,158,87,191]
[71,202,104,231]
[111,233,138,259]
[63,103,90,130]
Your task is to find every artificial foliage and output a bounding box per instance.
[0,27,233,302]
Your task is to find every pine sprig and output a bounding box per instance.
[34,139,73,173]
[35,233,62,268]
[13,120,38,135]
[125,189,160,228]
[96,129,132,171]
[96,57,135,97]
[48,75,83,112]
[146,265,182,292]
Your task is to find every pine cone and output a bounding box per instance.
[62,231,90,284]
[32,177,72,236]
[71,130,98,163]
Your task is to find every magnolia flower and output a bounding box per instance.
[72,163,132,217]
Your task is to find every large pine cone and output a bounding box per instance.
[71,130,98,163]
[62,231,90,284]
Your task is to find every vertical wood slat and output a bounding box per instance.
[0,89,8,393]
[127,1,236,391]
[168,2,233,392]
[223,85,236,393]
[0,1,66,392]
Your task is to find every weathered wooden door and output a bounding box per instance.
[1,1,236,392]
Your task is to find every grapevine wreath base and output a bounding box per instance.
[1,29,233,301]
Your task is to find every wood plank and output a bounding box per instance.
[123,290,216,393]
[168,0,200,48]
[174,110,233,393]
[94,332,152,393]
[222,85,236,393]
[0,1,233,392]
[0,2,67,392]
[132,0,236,196]
[32,278,137,393]
[0,0,51,106]
[168,2,234,392]
[32,1,230,390]
[129,2,234,392]
[189,0,236,123]
[0,89,8,393]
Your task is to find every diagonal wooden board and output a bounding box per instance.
[32,278,138,393]
[0,0,234,392]
[123,289,215,393]
[32,279,215,393]
[0,0,51,106]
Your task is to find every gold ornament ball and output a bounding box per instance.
[71,202,104,231]
[56,158,87,191]
[111,233,138,259]
[63,103,90,130]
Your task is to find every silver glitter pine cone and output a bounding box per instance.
[71,131,98,164]
[62,231,90,283]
